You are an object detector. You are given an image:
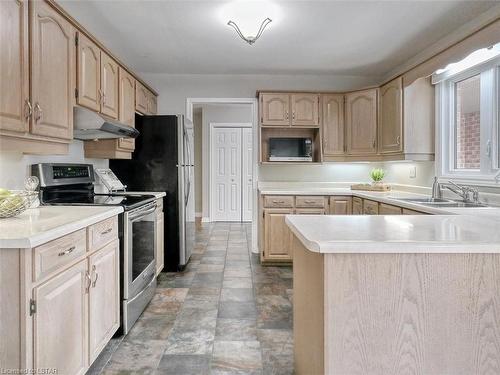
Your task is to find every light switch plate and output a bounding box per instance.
[409,166,417,178]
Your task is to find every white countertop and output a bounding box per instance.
[285,214,500,253]
[0,206,123,249]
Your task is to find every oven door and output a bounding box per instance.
[123,202,157,300]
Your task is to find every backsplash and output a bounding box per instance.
[0,140,108,190]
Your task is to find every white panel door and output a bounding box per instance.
[213,127,242,221]
[242,127,253,222]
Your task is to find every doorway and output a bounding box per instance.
[210,123,253,222]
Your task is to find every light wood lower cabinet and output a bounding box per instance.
[295,208,326,215]
[352,197,363,214]
[0,216,120,374]
[89,240,120,362]
[33,260,88,375]
[329,196,352,215]
[379,203,403,215]
[363,199,379,215]
[263,208,294,262]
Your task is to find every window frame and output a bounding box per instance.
[436,55,499,184]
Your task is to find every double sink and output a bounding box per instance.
[392,197,489,208]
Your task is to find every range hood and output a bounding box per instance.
[73,106,140,140]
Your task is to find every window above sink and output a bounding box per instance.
[435,44,500,185]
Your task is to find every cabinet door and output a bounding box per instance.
[329,196,352,215]
[100,52,119,119]
[155,211,164,275]
[345,89,378,155]
[352,197,363,214]
[118,67,135,151]
[0,0,29,133]
[135,81,149,114]
[363,199,379,215]
[148,91,157,115]
[379,77,403,154]
[76,32,100,112]
[379,203,402,215]
[30,0,75,140]
[263,208,293,261]
[33,260,88,375]
[89,240,120,362]
[260,93,290,126]
[291,93,320,127]
[322,94,344,156]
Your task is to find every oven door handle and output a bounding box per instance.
[129,204,157,220]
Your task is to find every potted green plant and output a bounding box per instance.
[370,168,386,186]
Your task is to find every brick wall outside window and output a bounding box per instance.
[456,111,480,169]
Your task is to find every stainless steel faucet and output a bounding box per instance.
[444,180,479,203]
[431,177,479,203]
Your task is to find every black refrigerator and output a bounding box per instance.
[110,114,194,271]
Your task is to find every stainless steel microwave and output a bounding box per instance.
[269,137,313,162]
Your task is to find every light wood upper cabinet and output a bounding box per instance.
[0,0,29,133]
[148,91,158,115]
[322,94,344,156]
[345,89,377,155]
[89,240,120,363]
[100,52,119,119]
[76,32,100,112]
[260,93,290,126]
[33,260,88,375]
[118,67,135,151]
[291,93,320,127]
[330,196,352,215]
[379,77,403,154]
[135,81,149,114]
[263,208,293,261]
[30,0,75,140]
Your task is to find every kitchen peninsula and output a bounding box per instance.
[287,214,500,375]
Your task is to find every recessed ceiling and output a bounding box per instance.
[59,0,498,77]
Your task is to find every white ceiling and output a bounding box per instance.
[59,0,498,77]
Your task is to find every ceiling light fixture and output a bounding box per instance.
[227,17,272,45]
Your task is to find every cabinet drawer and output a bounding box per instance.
[33,229,86,281]
[363,200,379,215]
[263,195,294,208]
[88,216,118,252]
[295,196,325,208]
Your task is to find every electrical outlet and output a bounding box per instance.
[409,166,417,179]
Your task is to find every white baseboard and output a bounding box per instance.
[202,217,210,223]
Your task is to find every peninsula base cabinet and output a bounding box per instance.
[292,235,500,375]
[0,216,120,374]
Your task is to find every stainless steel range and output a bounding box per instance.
[32,163,157,334]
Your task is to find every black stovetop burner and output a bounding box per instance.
[42,192,155,211]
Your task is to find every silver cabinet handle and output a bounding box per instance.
[272,200,285,204]
[34,103,42,122]
[304,200,316,204]
[85,271,92,293]
[25,99,32,120]
[396,135,401,145]
[91,265,99,288]
[58,246,75,257]
[101,228,112,235]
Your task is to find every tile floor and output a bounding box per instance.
[90,222,293,375]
